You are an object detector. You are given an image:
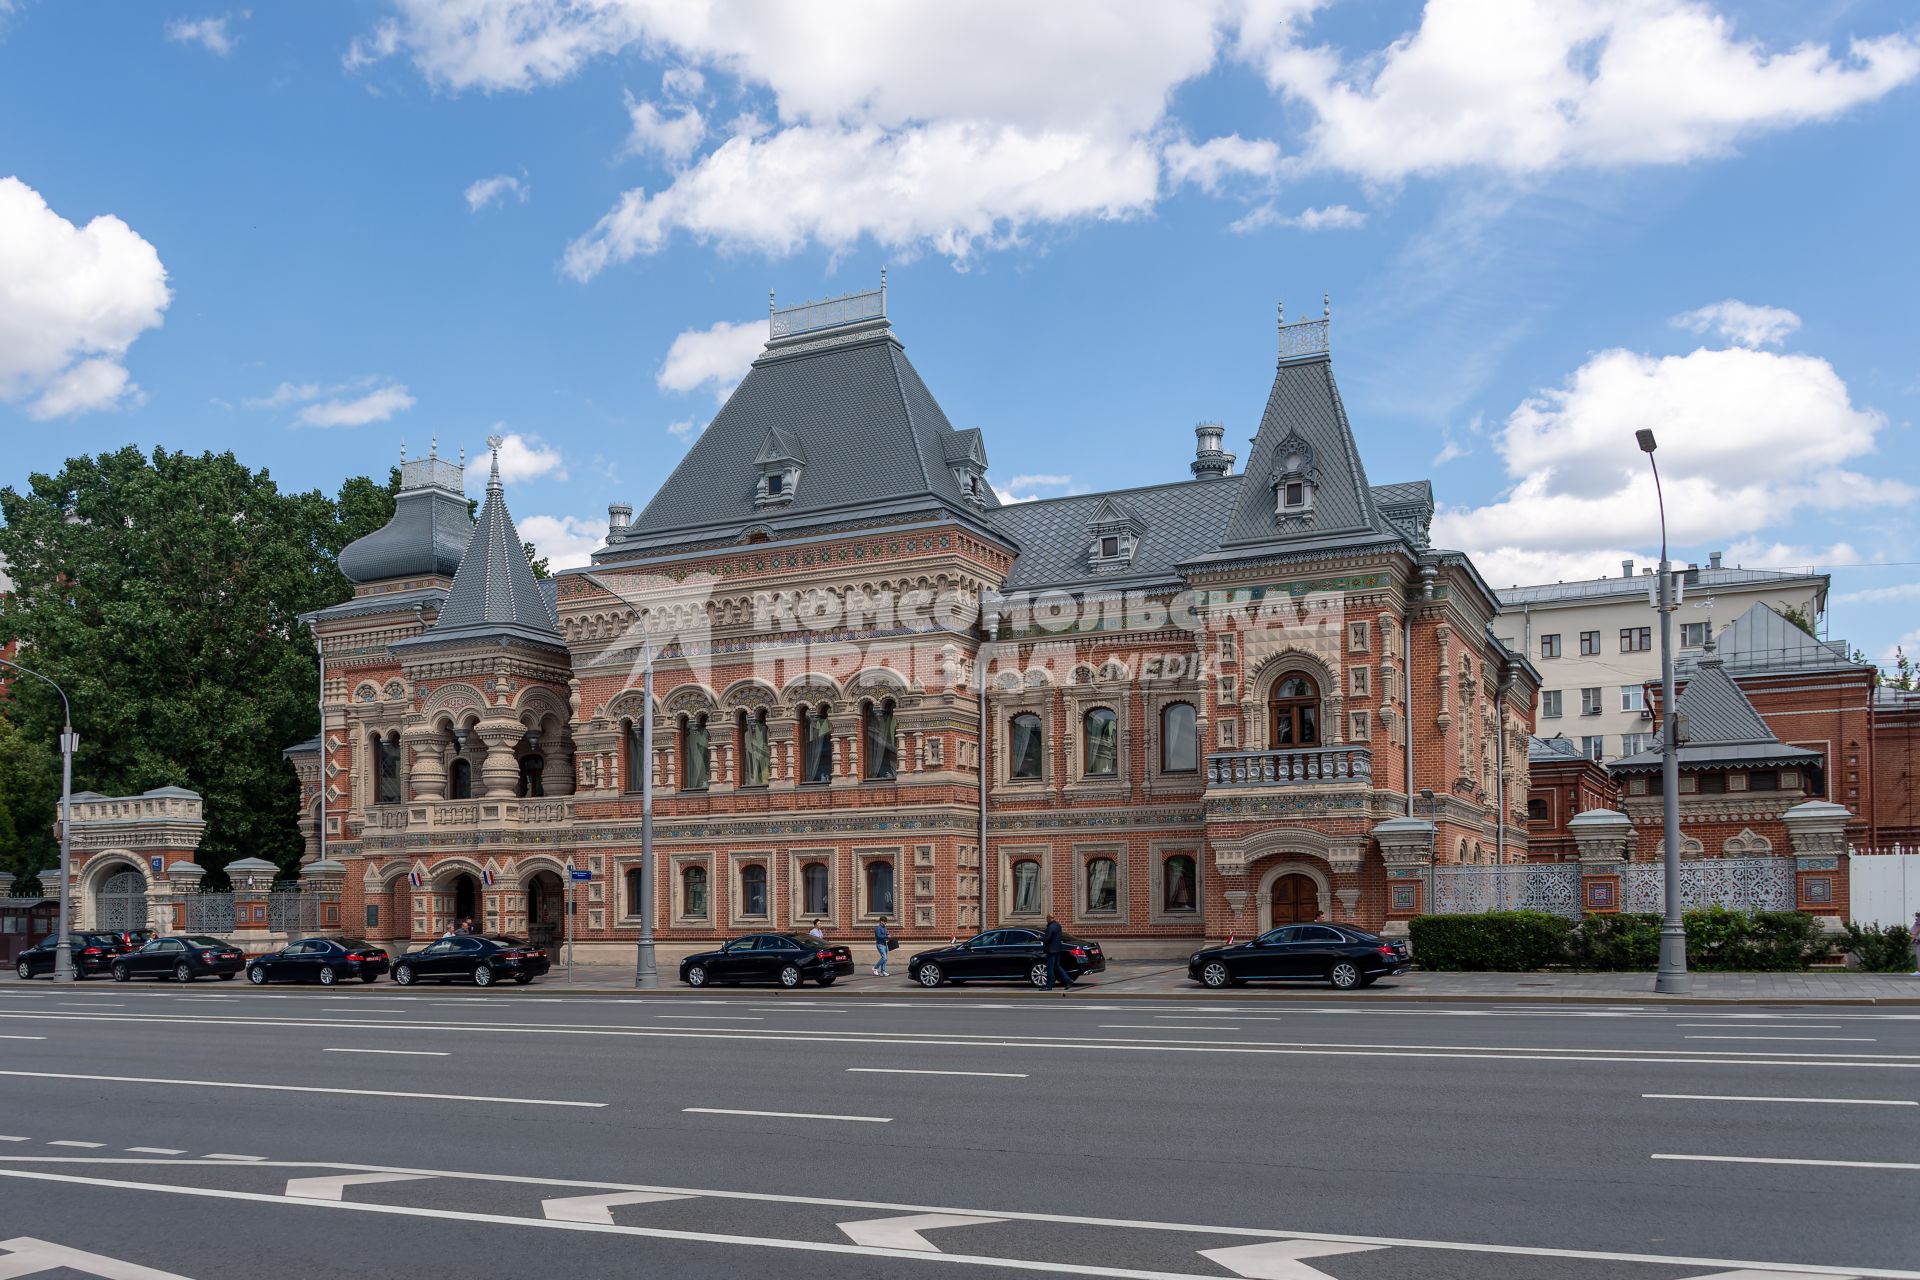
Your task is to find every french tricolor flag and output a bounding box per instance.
[407,868,422,889]
[482,867,495,887]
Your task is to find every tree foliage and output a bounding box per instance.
[0,448,399,882]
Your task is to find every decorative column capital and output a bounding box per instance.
[1371,816,1436,868]
[1569,807,1634,867]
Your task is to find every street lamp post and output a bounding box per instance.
[0,657,77,983]
[633,640,658,989]
[1635,429,1690,995]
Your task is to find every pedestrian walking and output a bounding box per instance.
[1043,913,1073,994]
[872,917,891,976]
[807,920,826,942]
[1911,910,1919,976]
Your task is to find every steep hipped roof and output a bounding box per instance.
[1608,655,1822,774]
[990,477,1243,591]
[399,441,560,651]
[1217,348,1385,549]
[1689,601,1861,676]
[337,451,472,585]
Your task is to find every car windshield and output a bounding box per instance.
[184,936,227,948]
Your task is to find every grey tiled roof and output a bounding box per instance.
[1687,601,1859,676]
[337,478,472,585]
[1370,480,1431,507]
[1217,355,1388,550]
[404,454,559,649]
[304,585,447,625]
[1608,659,1821,773]
[989,477,1243,591]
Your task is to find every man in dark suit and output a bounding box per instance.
[1043,914,1072,994]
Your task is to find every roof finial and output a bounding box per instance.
[1323,291,1330,320]
[430,433,438,459]
[486,433,504,493]
[1277,296,1284,327]
[400,437,407,466]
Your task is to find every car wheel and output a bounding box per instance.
[174,963,194,984]
[393,964,415,986]
[112,962,132,982]
[14,961,29,980]
[247,965,268,985]
[1199,961,1233,989]
[318,966,338,987]
[1329,960,1362,991]
[915,962,944,988]
[685,963,708,987]
[1027,963,1050,989]
[778,964,803,989]
[473,964,495,988]
[815,975,837,987]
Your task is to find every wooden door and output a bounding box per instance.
[1270,874,1320,926]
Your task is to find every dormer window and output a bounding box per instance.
[767,473,784,496]
[1086,496,1143,572]
[1100,535,1120,558]
[1284,482,1304,507]
[1270,431,1320,528]
[752,426,805,509]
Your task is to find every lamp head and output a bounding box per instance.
[1635,429,1658,453]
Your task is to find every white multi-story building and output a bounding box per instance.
[1494,553,1827,765]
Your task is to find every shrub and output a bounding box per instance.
[1844,922,1916,973]
[1571,913,1661,970]
[1408,911,1574,971]
[1682,907,1826,971]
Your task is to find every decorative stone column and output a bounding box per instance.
[1372,816,1436,937]
[474,716,525,798]
[404,725,446,800]
[1569,808,1632,914]
[303,858,348,934]
[1325,839,1367,923]
[1782,799,1852,925]
[226,856,281,949]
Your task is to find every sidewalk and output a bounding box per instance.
[528,957,1920,1003]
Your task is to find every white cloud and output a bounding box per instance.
[1671,299,1801,348]
[1230,202,1366,233]
[1433,341,1910,587]
[666,418,698,441]
[624,93,705,162]
[1836,582,1920,606]
[490,430,567,483]
[295,384,415,428]
[1430,438,1469,467]
[1163,134,1283,194]
[1719,538,1862,570]
[245,380,320,408]
[464,173,528,211]
[166,13,243,56]
[344,19,399,71]
[519,513,607,571]
[0,177,169,419]
[995,474,1073,504]
[655,318,765,400]
[660,67,705,99]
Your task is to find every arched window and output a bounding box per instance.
[1526,797,1549,822]
[739,710,770,788]
[1010,712,1044,780]
[517,753,545,798]
[374,734,402,804]
[1268,673,1320,747]
[681,714,710,791]
[448,757,473,801]
[1162,854,1196,913]
[864,860,894,916]
[1011,858,1043,915]
[622,718,645,795]
[1161,702,1197,773]
[739,864,768,917]
[802,861,830,917]
[625,866,644,917]
[1082,707,1117,777]
[864,699,898,780]
[681,865,708,919]
[1085,856,1117,913]
[801,705,834,784]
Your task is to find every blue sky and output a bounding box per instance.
[2,1,1917,665]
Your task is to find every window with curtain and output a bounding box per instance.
[625,866,644,916]
[1085,857,1117,913]
[517,754,545,798]
[1268,674,1320,747]
[1010,713,1044,780]
[1163,854,1196,912]
[681,715,710,790]
[1161,702,1197,773]
[448,758,472,800]
[1011,859,1043,914]
[802,707,834,783]
[864,700,898,780]
[623,719,645,794]
[1082,707,1117,777]
[740,711,769,787]
[802,862,830,917]
[739,864,768,916]
[864,861,894,915]
[681,865,708,919]
[375,736,402,804]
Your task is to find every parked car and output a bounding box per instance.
[906,928,1106,988]
[112,935,247,983]
[247,937,391,986]
[13,933,127,980]
[1187,923,1411,990]
[679,933,856,989]
[391,935,550,987]
[113,929,157,953]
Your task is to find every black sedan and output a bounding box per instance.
[1187,923,1411,990]
[247,937,391,986]
[112,935,247,983]
[14,933,127,980]
[391,935,550,987]
[906,928,1106,988]
[679,934,856,989]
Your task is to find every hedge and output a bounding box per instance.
[1409,909,1832,971]
[1845,922,1916,973]
[1406,912,1575,971]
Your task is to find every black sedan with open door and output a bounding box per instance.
[112,935,247,983]
[391,935,550,987]
[1187,923,1411,991]
[679,933,856,989]
[906,928,1106,988]
[247,937,391,986]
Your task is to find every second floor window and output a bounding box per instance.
[1681,621,1709,648]
[375,735,402,804]
[1541,690,1563,719]
[1539,633,1561,659]
[1580,630,1600,656]
[448,757,473,800]
[1010,713,1044,780]
[1083,707,1118,777]
[1620,626,1652,653]
[1580,687,1603,716]
[1620,685,1646,713]
[1161,702,1198,773]
[739,864,768,917]
[1269,673,1320,747]
[681,865,708,919]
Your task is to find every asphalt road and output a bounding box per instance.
[1,978,1916,1279]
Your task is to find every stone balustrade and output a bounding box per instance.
[1204,744,1372,787]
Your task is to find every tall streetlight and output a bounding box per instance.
[1635,429,1690,994]
[632,638,657,989]
[0,656,77,983]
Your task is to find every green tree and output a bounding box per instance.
[0,714,60,887]
[1886,645,1916,692]
[1779,603,1819,636]
[524,542,551,579]
[0,447,399,884]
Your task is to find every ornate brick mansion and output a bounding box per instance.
[285,289,1548,957]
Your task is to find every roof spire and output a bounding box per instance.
[486,433,504,493]
[1323,291,1331,320]
[430,433,438,459]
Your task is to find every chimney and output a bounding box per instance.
[607,502,632,531]
[1621,559,1634,578]
[1709,550,1723,569]
[1191,422,1234,480]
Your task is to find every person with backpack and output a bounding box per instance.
[872,916,891,977]
[1043,913,1073,994]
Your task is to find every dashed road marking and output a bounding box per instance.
[683,1107,890,1124]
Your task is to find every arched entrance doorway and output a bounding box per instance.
[450,873,481,932]
[1270,873,1321,926]
[525,871,563,950]
[95,866,149,932]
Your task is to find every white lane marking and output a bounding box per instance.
[541,1191,693,1223]
[322,1048,449,1057]
[838,1213,1005,1252]
[57,1003,122,1008]
[286,1172,429,1201]
[0,1235,198,1280]
[205,1155,266,1162]
[1200,1238,1383,1278]
[1655,1153,1920,1172]
[684,1108,890,1124]
[745,1006,849,1013]
[1153,1015,1288,1023]
[0,1137,25,1143]
[1646,1094,1917,1107]
[1680,1271,1854,1279]
[1685,1037,1876,1043]
[654,1014,764,1021]
[0,1069,603,1109]
[0,1036,46,1041]
[47,1141,103,1149]
[1099,1024,1240,1031]
[126,1148,187,1155]
[846,1068,1028,1079]
[0,1164,1907,1279]
[1676,1024,1843,1030]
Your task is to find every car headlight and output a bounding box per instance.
[1189,953,1202,964]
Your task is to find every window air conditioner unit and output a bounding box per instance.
[1638,709,1654,721]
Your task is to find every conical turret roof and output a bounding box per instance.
[407,437,559,649]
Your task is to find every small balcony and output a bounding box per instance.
[1204,745,1373,787]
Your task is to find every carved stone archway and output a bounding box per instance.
[1254,859,1333,933]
